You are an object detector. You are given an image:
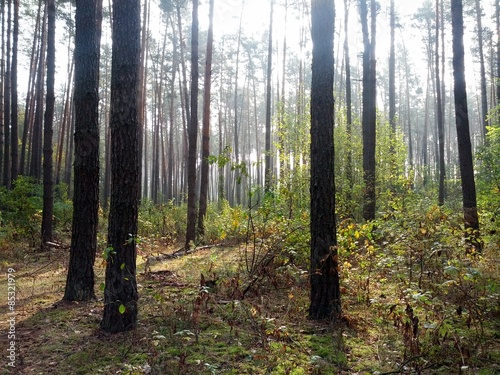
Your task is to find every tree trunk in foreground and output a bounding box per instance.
[64,0,102,301]
[309,0,340,320]
[101,0,141,333]
[451,0,480,249]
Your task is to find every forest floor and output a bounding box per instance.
[0,231,499,375]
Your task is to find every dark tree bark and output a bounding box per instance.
[198,0,214,235]
[64,0,102,301]
[185,0,199,249]
[232,2,244,204]
[309,0,340,321]
[10,0,18,185]
[41,0,56,245]
[100,0,141,333]
[388,0,396,134]
[29,1,47,181]
[497,0,500,111]
[344,0,353,208]
[360,0,377,221]
[3,0,11,188]
[474,0,488,142]
[435,0,445,205]
[451,0,480,244]
[19,1,42,176]
[264,0,274,193]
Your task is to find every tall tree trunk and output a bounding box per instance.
[64,0,102,301]
[101,0,141,333]
[388,0,396,134]
[185,0,199,249]
[435,0,445,205]
[309,0,340,321]
[474,0,488,142]
[451,0,480,248]
[10,0,18,185]
[198,0,214,235]
[264,0,274,193]
[138,0,149,200]
[30,1,47,181]
[360,0,377,221]
[41,0,56,245]
[232,2,244,204]
[3,0,11,188]
[0,0,5,180]
[344,0,353,208]
[19,1,42,176]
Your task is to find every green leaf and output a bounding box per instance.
[118,304,126,314]
[120,263,125,270]
[99,282,105,291]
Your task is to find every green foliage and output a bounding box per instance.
[339,196,500,372]
[138,199,186,243]
[0,177,73,245]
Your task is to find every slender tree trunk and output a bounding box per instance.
[0,0,5,179]
[451,0,480,247]
[232,2,244,204]
[435,0,445,205]
[9,0,18,185]
[30,1,47,181]
[64,0,102,300]
[41,0,56,245]
[309,0,340,320]
[198,0,214,235]
[3,0,11,188]
[344,0,353,207]
[19,1,42,176]
[264,0,274,193]
[101,0,141,333]
[185,0,199,249]
[474,0,488,142]
[360,0,377,221]
[388,0,396,133]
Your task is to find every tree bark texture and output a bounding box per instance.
[198,0,214,235]
[451,0,480,236]
[309,0,340,320]
[101,0,141,333]
[64,0,102,301]
[185,0,199,248]
[41,0,56,244]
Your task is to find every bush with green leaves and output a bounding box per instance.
[0,177,72,245]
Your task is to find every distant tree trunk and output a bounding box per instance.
[64,0,102,301]
[41,0,56,245]
[232,2,244,205]
[309,0,340,321]
[185,0,199,249]
[30,2,47,181]
[497,0,500,111]
[264,0,274,193]
[360,0,377,221]
[435,0,445,205]
[474,0,488,142]
[10,0,18,185]
[344,0,353,207]
[388,0,396,134]
[0,0,5,179]
[19,2,42,176]
[198,0,214,235]
[3,0,11,188]
[100,0,140,333]
[401,42,414,169]
[451,0,480,246]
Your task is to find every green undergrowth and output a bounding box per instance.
[0,187,499,374]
